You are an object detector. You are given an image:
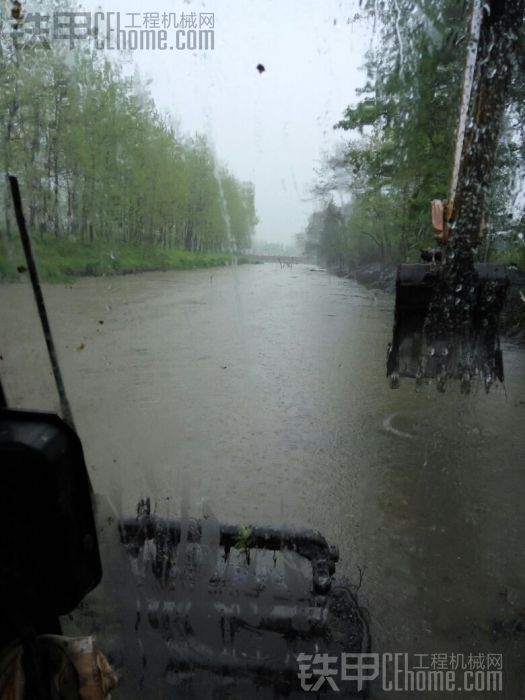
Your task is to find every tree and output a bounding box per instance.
[0,14,257,266]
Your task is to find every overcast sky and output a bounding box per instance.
[80,0,373,245]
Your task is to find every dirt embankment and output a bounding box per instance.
[338,262,397,293]
[501,283,525,343]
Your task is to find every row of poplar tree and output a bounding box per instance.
[0,18,257,253]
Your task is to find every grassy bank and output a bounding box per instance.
[0,239,248,283]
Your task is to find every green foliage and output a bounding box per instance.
[307,0,525,270]
[0,238,243,283]
[0,11,257,273]
[220,172,258,251]
[234,525,254,561]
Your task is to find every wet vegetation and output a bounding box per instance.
[0,10,257,281]
[304,0,525,272]
[0,239,248,282]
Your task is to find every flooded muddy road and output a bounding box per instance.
[1,263,525,698]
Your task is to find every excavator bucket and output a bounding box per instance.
[387,262,508,392]
[386,0,522,392]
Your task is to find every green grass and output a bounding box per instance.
[0,238,249,283]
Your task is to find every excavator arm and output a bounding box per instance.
[387,0,524,392]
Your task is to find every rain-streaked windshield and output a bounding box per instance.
[1,1,524,699]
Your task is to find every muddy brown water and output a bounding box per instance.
[1,263,525,698]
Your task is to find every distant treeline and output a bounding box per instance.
[0,11,257,272]
[302,0,525,270]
